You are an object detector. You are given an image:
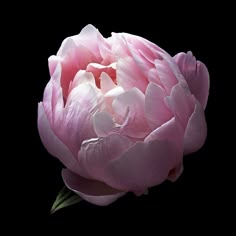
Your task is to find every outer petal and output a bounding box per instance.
[167,81,195,128]
[144,117,184,149]
[37,103,80,174]
[183,99,207,155]
[174,51,210,109]
[145,82,173,130]
[43,61,64,124]
[54,100,97,158]
[48,55,60,77]
[104,139,182,192]
[144,117,184,166]
[62,169,125,206]
[51,80,102,158]
[77,134,134,182]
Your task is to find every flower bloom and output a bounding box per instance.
[38,24,209,206]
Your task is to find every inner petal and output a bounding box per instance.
[86,62,117,88]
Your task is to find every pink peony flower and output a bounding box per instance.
[38,24,209,206]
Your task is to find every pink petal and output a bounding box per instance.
[184,100,207,155]
[158,51,185,82]
[62,169,125,206]
[112,88,150,138]
[148,68,163,87]
[54,98,97,158]
[37,103,80,174]
[78,134,134,183]
[68,70,96,94]
[100,72,124,113]
[48,55,60,77]
[144,117,184,166]
[110,33,131,58]
[121,33,165,62]
[72,24,105,60]
[144,117,184,151]
[167,81,195,128]
[145,83,173,130]
[86,62,116,87]
[100,72,116,94]
[124,39,154,77]
[66,83,103,114]
[154,59,178,94]
[116,56,148,93]
[56,34,100,98]
[43,62,64,124]
[93,112,118,137]
[104,139,182,192]
[174,51,210,109]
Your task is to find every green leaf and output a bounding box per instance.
[50,186,83,214]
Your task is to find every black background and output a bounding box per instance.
[10,2,232,233]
